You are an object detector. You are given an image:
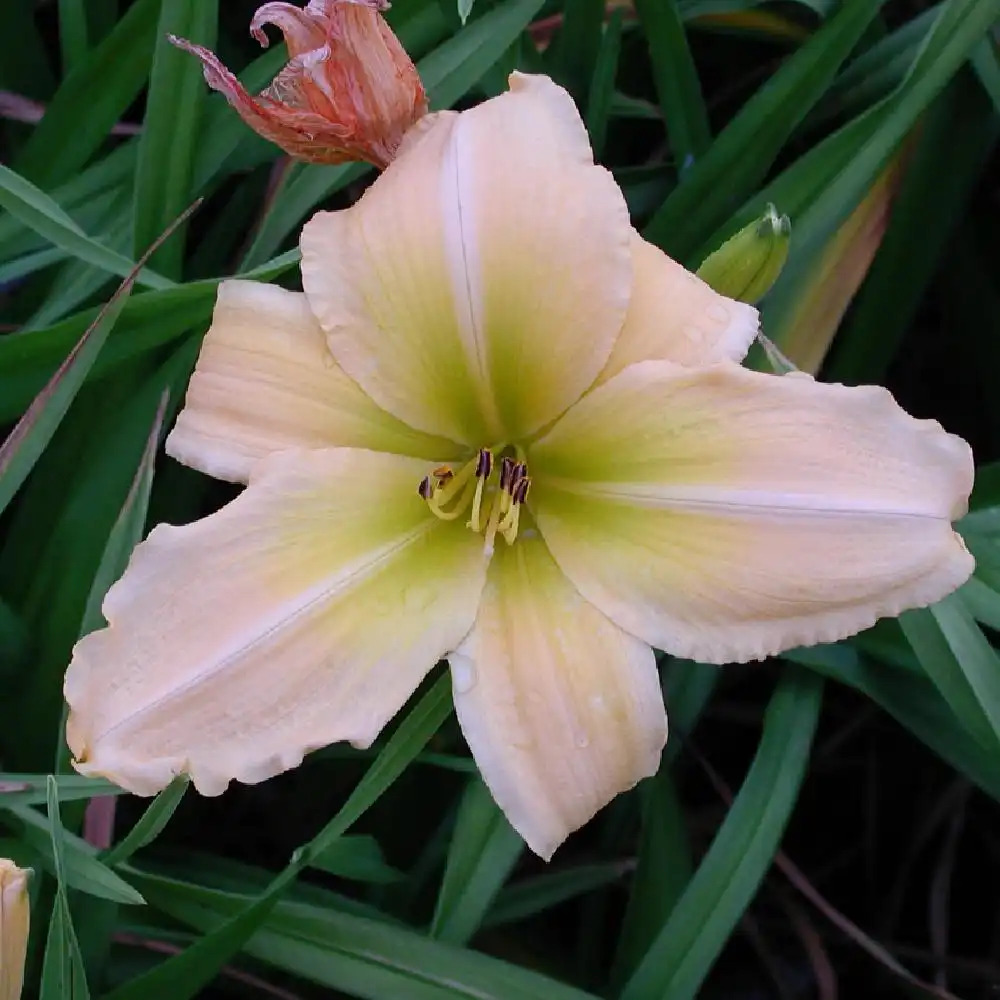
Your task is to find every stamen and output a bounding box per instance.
[500,504,521,545]
[498,475,530,544]
[468,448,494,531]
[482,483,506,556]
[431,461,475,506]
[425,458,477,522]
[417,446,530,548]
[498,456,515,491]
[428,477,477,520]
[469,477,487,531]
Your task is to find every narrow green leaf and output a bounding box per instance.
[78,393,168,638]
[643,0,884,263]
[303,675,455,861]
[105,677,453,1000]
[0,0,56,100]
[958,577,1000,632]
[25,197,133,330]
[239,163,364,271]
[635,0,711,169]
[40,777,91,1000]
[0,143,136,264]
[788,643,1000,802]
[422,0,545,112]
[133,0,218,276]
[612,770,692,989]
[40,895,90,1000]
[2,801,146,905]
[130,871,603,1000]
[0,774,119,808]
[0,247,67,284]
[430,778,523,944]
[309,835,402,885]
[779,0,1000,273]
[585,11,624,159]
[485,862,628,928]
[826,70,998,383]
[809,5,942,127]
[0,598,28,678]
[14,0,162,187]
[549,0,605,103]
[612,659,717,987]
[0,251,296,425]
[0,197,195,517]
[102,777,189,867]
[0,285,132,517]
[901,595,1000,756]
[621,669,822,1000]
[0,165,172,291]
[58,0,89,72]
[970,36,1000,112]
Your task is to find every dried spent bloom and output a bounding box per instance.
[171,0,427,167]
[64,74,974,860]
[0,861,29,1000]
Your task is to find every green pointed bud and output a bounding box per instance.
[695,204,791,304]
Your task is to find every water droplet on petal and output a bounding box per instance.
[451,657,477,694]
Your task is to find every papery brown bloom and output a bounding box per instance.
[171,0,427,168]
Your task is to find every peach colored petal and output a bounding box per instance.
[301,72,632,445]
[596,233,759,384]
[65,449,487,796]
[170,0,425,167]
[531,361,974,663]
[166,280,459,483]
[450,532,666,859]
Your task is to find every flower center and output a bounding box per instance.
[417,447,531,555]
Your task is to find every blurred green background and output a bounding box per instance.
[2,0,1000,997]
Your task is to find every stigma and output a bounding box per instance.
[417,448,531,554]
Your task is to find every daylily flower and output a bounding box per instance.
[0,860,29,1000]
[64,74,974,859]
[170,0,426,167]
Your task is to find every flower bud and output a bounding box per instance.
[171,0,427,168]
[0,861,29,1000]
[696,204,791,304]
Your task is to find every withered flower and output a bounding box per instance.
[171,0,427,168]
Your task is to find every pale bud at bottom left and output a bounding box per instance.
[0,861,29,1000]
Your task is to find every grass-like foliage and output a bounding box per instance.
[2,0,1000,997]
